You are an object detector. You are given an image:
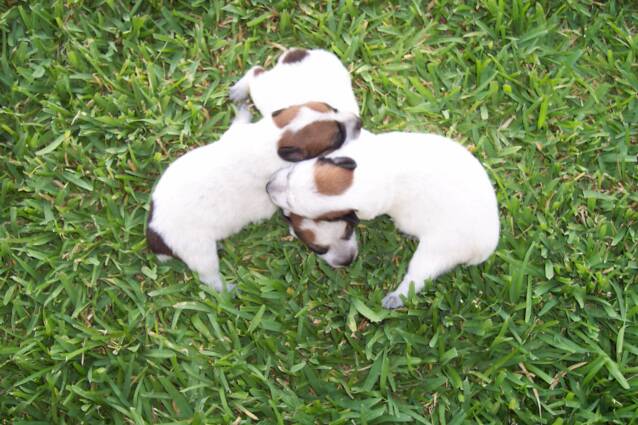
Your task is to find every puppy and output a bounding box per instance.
[230,47,361,266]
[266,132,500,308]
[147,102,361,290]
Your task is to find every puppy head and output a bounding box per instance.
[271,102,361,162]
[266,156,357,219]
[282,211,358,268]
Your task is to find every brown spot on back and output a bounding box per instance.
[272,102,336,128]
[282,48,309,64]
[147,201,176,258]
[287,213,328,255]
[314,161,354,195]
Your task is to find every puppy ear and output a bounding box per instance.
[277,146,305,162]
[340,211,359,225]
[317,209,356,220]
[320,156,357,170]
[277,120,343,162]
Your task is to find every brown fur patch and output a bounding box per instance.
[277,120,343,161]
[288,213,329,255]
[314,161,354,195]
[289,214,315,244]
[146,201,176,258]
[282,48,309,64]
[253,67,265,76]
[272,102,336,128]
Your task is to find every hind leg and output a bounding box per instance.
[181,245,234,292]
[382,242,455,309]
[229,66,264,104]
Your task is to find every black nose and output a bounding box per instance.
[337,253,356,267]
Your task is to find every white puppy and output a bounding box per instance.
[266,131,500,308]
[230,47,361,266]
[147,102,361,290]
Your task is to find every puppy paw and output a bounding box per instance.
[229,82,248,103]
[381,292,404,309]
[200,275,235,293]
[213,281,237,293]
[224,284,238,296]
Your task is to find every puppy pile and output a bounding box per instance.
[147,48,499,309]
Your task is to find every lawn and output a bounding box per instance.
[1,0,637,423]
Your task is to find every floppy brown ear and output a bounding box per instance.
[319,156,357,170]
[317,209,357,220]
[281,48,309,64]
[340,211,359,225]
[277,121,344,162]
[277,146,305,162]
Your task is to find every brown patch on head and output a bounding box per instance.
[272,102,336,128]
[314,158,355,195]
[287,213,329,255]
[146,201,177,259]
[282,48,309,64]
[253,67,265,76]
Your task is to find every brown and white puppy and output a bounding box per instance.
[230,47,361,266]
[267,132,500,308]
[147,102,361,291]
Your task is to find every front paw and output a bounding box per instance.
[229,82,247,103]
[382,292,404,309]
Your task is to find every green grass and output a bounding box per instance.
[1,0,637,423]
